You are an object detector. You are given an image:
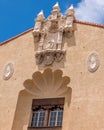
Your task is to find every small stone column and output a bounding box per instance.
[57,26,63,50]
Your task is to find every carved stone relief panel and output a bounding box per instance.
[87,53,100,73]
[3,63,14,80]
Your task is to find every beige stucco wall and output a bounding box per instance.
[0,23,104,130]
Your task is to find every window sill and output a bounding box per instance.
[28,126,62,130]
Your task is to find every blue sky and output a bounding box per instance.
[0,0,104,43]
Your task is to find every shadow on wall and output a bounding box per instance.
[11,90,34,130]
[64,31,76,47]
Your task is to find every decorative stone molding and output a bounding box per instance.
[33,2,76,66]
[87,52,100,73]
[3,63,14,80]
[23,68,71,97]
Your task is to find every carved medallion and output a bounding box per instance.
[87,53,100,72]
[55,51,64,62]
[44,52,54,65]
[3,63,14,80]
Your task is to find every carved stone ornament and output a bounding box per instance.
[33,2,76,66]
[35,52,43,64]
[87,53,100,72]
[55,50,65,62]
[3,63,14,80]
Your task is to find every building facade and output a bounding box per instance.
[0,3,104,130]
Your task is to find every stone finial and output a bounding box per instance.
[33,10,45,42]
[53,2,60,12]
[53,2,59,9]
[69,4,74,10]
[66,4,74,16]
[37,10,44,20]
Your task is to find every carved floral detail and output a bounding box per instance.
[23,68,71,97]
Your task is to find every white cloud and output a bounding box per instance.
[75,0,104,24]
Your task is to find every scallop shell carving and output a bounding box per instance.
[87,52,100,72]
[23,68,71,98]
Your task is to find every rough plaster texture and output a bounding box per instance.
[0,23,104,130]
